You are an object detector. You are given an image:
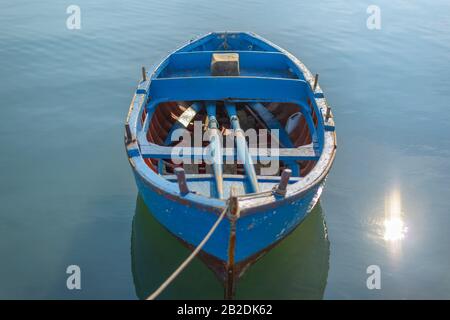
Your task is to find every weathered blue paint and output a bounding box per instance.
[235,184,322,261]
[135,169,323,263]
[159,51,301,79]
[133,171,231,262]
[149,77,308,101]
[125,32,337,265]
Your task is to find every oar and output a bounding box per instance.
[205,102,224,199]
[225,102,259,193]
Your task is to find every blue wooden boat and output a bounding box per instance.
[125,32,336,293]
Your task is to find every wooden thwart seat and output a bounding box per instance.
[138,143,319,161]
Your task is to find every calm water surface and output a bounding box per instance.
[0,0,449,299]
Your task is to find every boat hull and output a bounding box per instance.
[125,32,337,288]
[133,168,325,265]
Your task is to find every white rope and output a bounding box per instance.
[146,206,228,300]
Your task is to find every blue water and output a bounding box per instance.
[0,0,449,299]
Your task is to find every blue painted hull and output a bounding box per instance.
[125,32,337,277]
[134,169,324,263]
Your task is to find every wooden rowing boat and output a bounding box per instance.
[124,32,336,296]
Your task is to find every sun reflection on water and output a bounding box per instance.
[384,189,407,242]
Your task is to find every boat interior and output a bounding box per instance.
[135,33,326,199]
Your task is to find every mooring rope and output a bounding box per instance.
[146,205,228,300]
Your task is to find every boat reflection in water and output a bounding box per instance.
[131,196,330,299]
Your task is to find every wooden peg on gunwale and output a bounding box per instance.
[125,123,132,143]
[325,106,331,121]
[313,73,319,91]
[276,168,292,196]
[174,167,189,195]
[142,66,147,81]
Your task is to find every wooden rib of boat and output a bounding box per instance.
[124,32,336,293]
